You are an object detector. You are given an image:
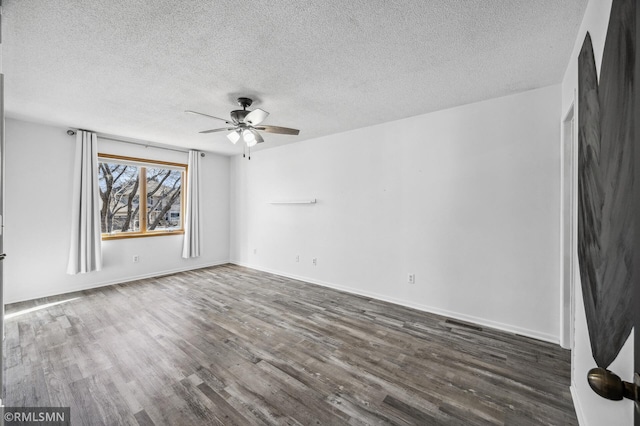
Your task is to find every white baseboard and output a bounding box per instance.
[6,260,230,304]
[570,384,587,425]
[231,262,559,345]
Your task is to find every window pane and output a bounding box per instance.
[146,167,182,231]
[98,162,140,234]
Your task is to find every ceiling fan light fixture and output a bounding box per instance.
[243,129,257,147]
[227,130,241,144]
[253,130,264,144]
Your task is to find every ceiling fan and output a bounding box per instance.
[186,97,300,152]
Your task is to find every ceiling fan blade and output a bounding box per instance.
[245,108,269,126]
[185,110,232,124]
[255,125,300,135]
[199,127,235,134]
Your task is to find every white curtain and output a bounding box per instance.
[67,131,102,274]
[182,150,201,258]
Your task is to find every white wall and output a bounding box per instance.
[231,85,562,343]
[4,118,230,304]
[561,0,635,424]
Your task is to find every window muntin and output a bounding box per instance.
[98,154,186,239]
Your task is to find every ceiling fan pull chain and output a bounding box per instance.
[248,145,251,160]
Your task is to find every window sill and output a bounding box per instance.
[101,230,185,241]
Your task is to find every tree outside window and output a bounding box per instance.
[98,155,186,238]
[145,167,182,231]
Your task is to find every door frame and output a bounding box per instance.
[0,72,5,406]
[560,98,577,352]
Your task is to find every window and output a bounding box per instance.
[98,154,186,239]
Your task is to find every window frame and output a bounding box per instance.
[98,153,187,240]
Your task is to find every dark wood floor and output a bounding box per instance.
[4,264,577,425]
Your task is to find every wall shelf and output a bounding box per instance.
[269,199,317,204]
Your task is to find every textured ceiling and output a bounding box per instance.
[3,0,587,155]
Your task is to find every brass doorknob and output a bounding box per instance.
[587,367,639,402]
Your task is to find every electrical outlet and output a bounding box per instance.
[296,255,300,263]
[408,273,415,284]
[133,255,140,263]
[253,248,257,255]
[312,258,317,266]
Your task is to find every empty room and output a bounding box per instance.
[0,0,638,425]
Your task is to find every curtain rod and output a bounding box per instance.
[66,128,202,155]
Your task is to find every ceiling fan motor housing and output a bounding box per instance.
[230,109,250,124]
